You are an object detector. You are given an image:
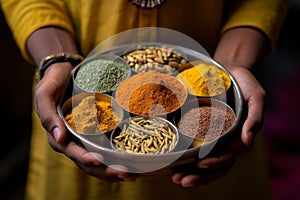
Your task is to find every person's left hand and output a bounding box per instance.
[171,66,266,187]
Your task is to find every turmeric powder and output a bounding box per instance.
[65,96,120,134]
[176,62,231,97]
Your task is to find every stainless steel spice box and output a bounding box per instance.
[57,42,243,176]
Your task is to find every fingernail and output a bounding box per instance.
[245,131,254,146]
[89,153,104,165]
[197,160,209,168]
[183,183,194,188]
[53,127,61,142]
[198,164,209,168]
[118,174,138,182]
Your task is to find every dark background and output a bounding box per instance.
[0,8,34,200]
[0,1,299,199]
[257,1,300,199]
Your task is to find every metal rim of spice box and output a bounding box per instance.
[56,42,243,174]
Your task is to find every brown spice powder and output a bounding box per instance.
[178,106,235,141]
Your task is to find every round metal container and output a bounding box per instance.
[115,70,188,117]
[111,116,179,154]
[58,92,124,148]
[72,54,131,95]
[57,42,243,176]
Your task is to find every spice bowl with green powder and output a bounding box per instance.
[72,54,131,94]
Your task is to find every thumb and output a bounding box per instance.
[35,92,67,144]
[241,95,265,146]
[51,117,67,143]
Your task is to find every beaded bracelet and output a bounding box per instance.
[38,53,84,79]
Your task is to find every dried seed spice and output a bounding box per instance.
[123,46,187,76]
[75,57,130,93]
[112,117,177,154]
[178,105,235,142]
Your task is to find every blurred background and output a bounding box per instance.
[0,8,34,200]
[0,1,299,199]
[257,0,300,199]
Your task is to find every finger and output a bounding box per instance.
[46,131,64,153]
[77,164,136,182]
[178,168,231,187]
[35,64,73,143]
[172,172,186,185]
[35,84,67,143]
[241,94,265,146]
[197,151,236,169]
[229,68,266,146]
[107,165,139,182]
[64,141,103,166]
[63,142,138,182]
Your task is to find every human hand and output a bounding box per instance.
[171,66,266,187]
[34,62,138,182]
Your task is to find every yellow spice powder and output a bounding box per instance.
[176,63,231,96]
[65,96,120,134]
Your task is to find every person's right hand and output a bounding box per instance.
[34,62,138,182]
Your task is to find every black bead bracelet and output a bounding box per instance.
[38,53,84,79]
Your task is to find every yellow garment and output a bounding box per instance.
[30,108,272,200]
[1,0,289,61]
[0,0,290,200]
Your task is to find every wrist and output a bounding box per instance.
[213,27,270,71]
[38,53,84,79]
[36,62,74,85]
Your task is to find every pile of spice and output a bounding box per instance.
[65,96,121,134]
[112,117,177,154]
[176,62,231,97]
[123,46,187,76]
[116,70,187,115]
[74,56,130,93]
[177,105,235,143]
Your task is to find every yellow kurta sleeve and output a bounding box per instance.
[221,0,290,49]
[0,0,75,63]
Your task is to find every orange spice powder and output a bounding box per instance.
[116,71,187,115]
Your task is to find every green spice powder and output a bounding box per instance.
[75,58,130,93]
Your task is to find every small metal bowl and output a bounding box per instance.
[72,54,131,95]
[122,46,188,76]
[111,116,179,154]
[57,92,124,147]
[115,70,188,117]
[174,97,237,155]
[176,61,232,102]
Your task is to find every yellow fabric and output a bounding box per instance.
[221,0,290,50]
[1,0,289,61]
[29,110,272,200]
[0,0,75,63]
[0,0,289,200]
